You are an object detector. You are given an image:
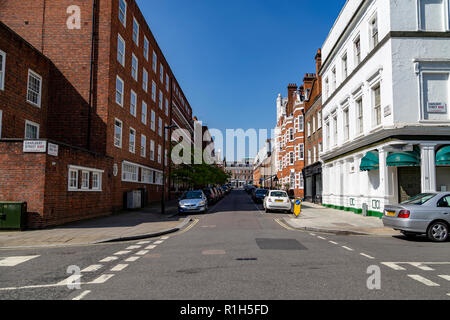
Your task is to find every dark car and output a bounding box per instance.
[203,188,217,205]
[246,185,256,194]
[252,189,269,203]
[214,187,223,199]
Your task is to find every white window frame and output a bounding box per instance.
[298,115,304,132]
[299,143,305,160]
[81,171,90,190]
[369,13,379,50]
[159,90,163,110]
[342,52,348,79]
[158,144,162,164]
[151,110,156,131]
[417,0,447,31]
[92,172,102,191]
[116,76,124,106]
[130,90,137,117]
[355,96,364,135]
[343,106,350,141]
[152,51,157,73]
[122,162,139,182]
[141,134,146,158]
[119,0,127,27]
[152,80,156,102]
[160,63,164,83]
[372,83,382,128]
[68,169,78,191]
[133,17,139,46]
[131,53,138,81]
[25,120,39,139]
[117,34,125,67]
[114,118,123,148]
[129,127,136,154]
[141,101,147,125]
[158,117,162,136]
[142,68,148,92]
[0,50,5,91]
[150,140,155,161]
[27,69,42,107]
[143,36,149,61]
[354,35,361,66]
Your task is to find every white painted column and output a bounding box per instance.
[421,144,437,193]
[378,148,389,199]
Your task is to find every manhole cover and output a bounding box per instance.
[256,238,307,250]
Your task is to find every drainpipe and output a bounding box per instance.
[87,0,97,150]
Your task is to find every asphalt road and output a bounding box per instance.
[0,190,449,300]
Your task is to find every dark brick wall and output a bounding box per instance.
[0,23,50,139]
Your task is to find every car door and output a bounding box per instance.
[436,195,450,223]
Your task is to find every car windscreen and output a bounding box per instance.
[270,191,288,198]
[182,191,203,200]
[256,190,268,195]
[401,193,436,205]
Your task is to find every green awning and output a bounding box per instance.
[436,146,450,166]
[387,147,420,167]
[360,151,379,171]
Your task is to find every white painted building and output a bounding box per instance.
[320,0,450,217]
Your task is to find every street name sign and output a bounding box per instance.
[23,140,47,153]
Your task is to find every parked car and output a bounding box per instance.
[203,188,217,205]
[263,190,292,213]
[246,185,256,194]
[178,190,208,214]
[382,192,450,242]
[252,189,269,203]
[214,187,224,200]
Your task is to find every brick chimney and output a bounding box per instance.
[315,48,322,77]
[286,83,298,115]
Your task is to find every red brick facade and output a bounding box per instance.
[0,0,197,228]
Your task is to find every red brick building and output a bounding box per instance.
[303,50,323,203]
[0,0,197,228]
[275,84,307,198]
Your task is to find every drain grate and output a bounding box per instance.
[256,238,307,250]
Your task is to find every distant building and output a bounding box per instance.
[253,140,276,189]
[225,159,254,188]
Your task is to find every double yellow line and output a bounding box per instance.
[274,218,295,231]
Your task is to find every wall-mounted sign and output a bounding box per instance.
[384,105,392,117]
[47,143,59,157]
[427,102,447,114]
[23,140,47,153]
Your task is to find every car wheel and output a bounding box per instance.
[427,221,449,242]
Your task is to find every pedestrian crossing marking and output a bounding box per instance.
[114,250,131,256]
[100,256,118,263]
[126,245,141,250]
[408,275,440,287]
[90,274,114,284]
[382,262,450,271]
[72,290,91,301]
[125,256,140,262]
[0,255,40,267]
[145,245,156,250]
[81,265,103,273]
[110,264,128,272]
[136,250,149,256]
[56,274,82,286]
[439,275,450,281]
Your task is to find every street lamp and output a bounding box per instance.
[162,124,178,215]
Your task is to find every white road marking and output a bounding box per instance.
[137,241,151,245]
[161,236,169,240]
[360,253,375,260]
[100,256,118,263]
[0,256,40,267]
[126,245,141,250]
[56,275,82,286]
[136,250,149,256]
[382,262,407,271]
[81,265,103,273]
[90,274,115,284]
[114,250,131,256]
[329,241,339,245]
[439,275,450,281]
[153,240,164,245]
[125,256,141,262]
[447,293,450,297]
[72,290,91,301]
[145,245,157,250]
[408,275,440,287]
[409,263,435,271]
[110,264,128,272]
[317,236,327,240]
[342,246,354,252]
[310,233,316,236]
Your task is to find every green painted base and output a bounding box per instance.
[322,204,382,219]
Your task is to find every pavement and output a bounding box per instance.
[0,199,190,248]
[283,202,401,236]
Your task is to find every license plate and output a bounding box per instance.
[386,211,396,217]
[275,200,283,203]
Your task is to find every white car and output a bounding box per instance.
[264,190,292,213]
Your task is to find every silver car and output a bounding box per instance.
[178,190,208,214]
[383,193,450,242]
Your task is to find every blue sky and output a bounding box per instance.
[137,0,346,159]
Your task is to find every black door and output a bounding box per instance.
[398,167,421,203]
